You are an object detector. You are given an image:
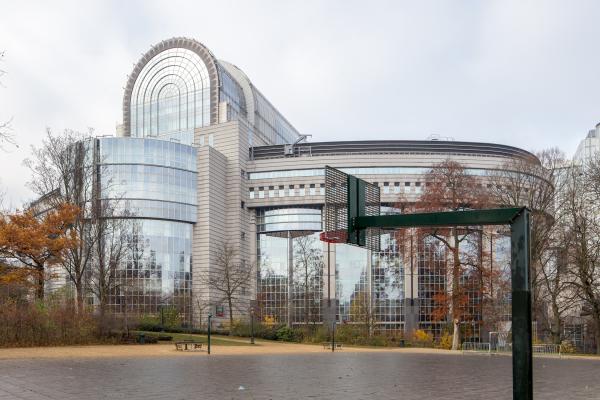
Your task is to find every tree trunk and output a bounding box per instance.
[551,303,561,345]
[452,319,461,350]
[36,267,45,300]
[76,280,84,314]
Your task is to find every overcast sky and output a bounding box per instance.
[1,0,600,206]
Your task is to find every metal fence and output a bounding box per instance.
[462,342,491,353]
[532,344,561,357]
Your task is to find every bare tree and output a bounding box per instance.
[488,148,565,327]
[397,160,490,350]
[565,159,600,354]
[201,242,253,333]
[25,130,100,311]
[293,234,323,326]
[87,216,130,320]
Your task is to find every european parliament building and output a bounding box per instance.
[95,37,539,338]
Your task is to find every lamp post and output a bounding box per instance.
[207,313,212,355]
[250,308,255,344]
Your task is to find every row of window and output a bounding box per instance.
[248,181,427,199]
[249,184,325,199]
[248,167,495,180]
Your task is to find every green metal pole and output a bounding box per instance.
[510,209,532,400]
[332,321,335,353]
[207,313,212,355]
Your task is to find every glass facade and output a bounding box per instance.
[256,207,323,325]
[336,244,370,323]
[98,137,197,323]
[253,88,299,145]
[108,220,193,324]
[129,48,211,144]
[372,232,404,332]
[254,207,503,340]
[256,207,407,332]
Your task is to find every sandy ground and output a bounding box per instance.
[0,341,461,360]
[0,341,597,360]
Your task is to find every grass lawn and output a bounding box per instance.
[132,331,255,346]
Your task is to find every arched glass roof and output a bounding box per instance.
[129,47,211,141]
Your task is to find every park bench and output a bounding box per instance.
[322,342,343,350]
[175,340,203,351]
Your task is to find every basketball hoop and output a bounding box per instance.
[319,230,347,244]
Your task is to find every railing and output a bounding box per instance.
[462,340,561,357]
[532,344,561,357]
[462,342,491,353]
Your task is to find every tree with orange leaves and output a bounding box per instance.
[396,160,490,350]
[0,203,79,300]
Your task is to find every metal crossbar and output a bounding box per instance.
[353,207,524,230]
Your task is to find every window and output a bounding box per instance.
[241,231,246,240]
[288,185,295,196]
[199,135,205,146]
[269,186,275,197]
[383,182,390,194]
[208,134,214,147]
[241,169,246,179]
[299,184,306,196]
[320,183,325,195]
[309,184,316,196]
[278,185,285,197]
[241,201,245,209]
[258,187,265,199]
[249,188,255,199]
[394,182,401,194]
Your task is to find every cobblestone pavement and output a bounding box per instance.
[1,352,599,399]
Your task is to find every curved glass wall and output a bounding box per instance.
[256,207,321,233]
[99,137,197,223]
[108,220,192,324]
[101,137,196,170]
[129,48,211,144]
[97,137,196,323]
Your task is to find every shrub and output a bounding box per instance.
[438,332,453,350]
[411,329,434,347]
[0,299,118,347]
[560,340,576,354]
[275,325,297,342]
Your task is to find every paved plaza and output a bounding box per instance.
[0,345,599,399]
